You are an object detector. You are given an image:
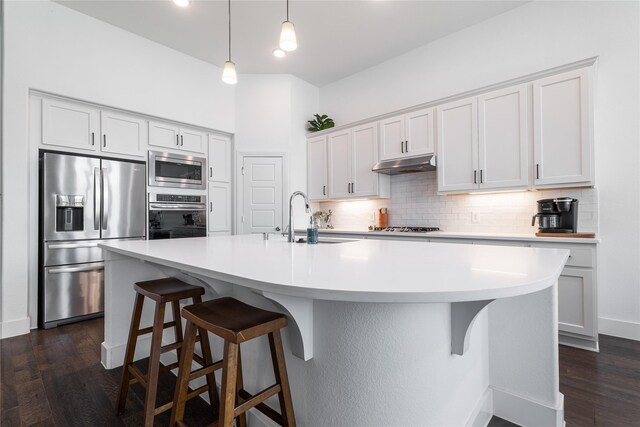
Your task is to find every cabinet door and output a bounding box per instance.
[208,134,231,182]
[558,267,595,337]
[405,108,435,157]
[42,98,99,151]
[180,128,207,153]
[533,68,593,186]
[208,183,231,232]
[307,135,328,200]
[379,115,405,160]
[478,85,529,190]
[327,130,352,199]
[436,97,478,192]
[351,123,379,197]
[149,121,180,150]
[100,111,145,157]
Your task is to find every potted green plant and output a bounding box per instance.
[307,114,335,132]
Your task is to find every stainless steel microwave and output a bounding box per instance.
[148,151,206,190]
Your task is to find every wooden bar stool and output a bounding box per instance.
[116,278,219,427]
[170,297,296,427]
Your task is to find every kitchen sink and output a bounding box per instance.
[295,238,356,244]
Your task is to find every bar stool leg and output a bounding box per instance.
[269,330,296,427]
[235,347,248,427]
[219,341,239,427]
[171,300,184,363]
[116,292,145,415]
[170,319,198,427]
[143,301,166,427]
[193,295,220,412]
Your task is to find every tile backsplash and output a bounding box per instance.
[316,171,598,233]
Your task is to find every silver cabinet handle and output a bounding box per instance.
[473,170,477,184]
[103,134,107,147]
[91,132,95,146]
[401,141,404,153]
[101,168,108,230]
[480,170,484,184]
[176,135,180,146]
[181,135,184,146]
[48,242,99,249]
[351,182,355,193]
[94,167,101,230]
[536,164,540,179]
[210,202,213,212]
[323,185,326,196]
[405,141,408,153]
[48,263,104,274]
[210,167,213,178]
[348,183,351,193]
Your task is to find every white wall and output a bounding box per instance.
[320,1,640,339]
[1,0,235,337]
[234,74,319,229]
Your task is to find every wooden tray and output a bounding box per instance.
[535,232,596,238]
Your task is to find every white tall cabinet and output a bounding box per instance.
[327,129,352,199]
[307,135,328,200]
[208,134,232,235]
[533,68,593,187]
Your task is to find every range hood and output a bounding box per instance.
[372,155,437,175]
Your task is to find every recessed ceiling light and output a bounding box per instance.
[173,0,190,7]
[273,48,286,58]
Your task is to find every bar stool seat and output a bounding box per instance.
[170,297,296,427]
[116,278,219,427]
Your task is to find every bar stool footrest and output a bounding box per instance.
[138,320,176,336]
[237,388,285,425]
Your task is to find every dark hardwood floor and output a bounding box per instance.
[1,318,639,426]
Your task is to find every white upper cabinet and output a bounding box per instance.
[351,123,379,197]
[379,108,434,161]
[208,134,231,182]
[180,128,207,154]
[478,84,529,190]
[533,68,593,186]
[148,121,206,154]
[405,108,435,157]
[327,130,352,199]
[42,98,99,151]
[307,135,328,200]
[149,121,180,150]
[100,110,145,157]
[437,97,478,192]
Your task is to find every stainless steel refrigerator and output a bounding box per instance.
[39,151,146,328]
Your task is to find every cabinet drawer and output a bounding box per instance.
[529,243,595,268]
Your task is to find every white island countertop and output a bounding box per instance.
[99,234,569,304]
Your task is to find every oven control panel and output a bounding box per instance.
[152,194,204,203]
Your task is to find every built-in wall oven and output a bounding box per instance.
[148,193,207,239]
[148,151,206,190]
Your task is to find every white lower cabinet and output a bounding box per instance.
[557,268,595,337]
[208,183,231,232]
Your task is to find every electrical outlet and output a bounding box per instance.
[471,211,480,224]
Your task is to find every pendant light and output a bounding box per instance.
[222,0,237,85]
[279,0,297,52]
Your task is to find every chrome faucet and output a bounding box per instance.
[288,191,310,242]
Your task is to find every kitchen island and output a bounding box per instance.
[100,235,569,427]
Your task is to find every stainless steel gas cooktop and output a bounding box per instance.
[370,226,440,233]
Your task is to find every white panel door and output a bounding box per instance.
[208,134,231,182]
[558,268,595,337]
[180,128,207,153]
[149,121,180,150]
[327,130,352,199]
[241,157,283,234]
[307,135,328,200]
[533,68,593,186]
[208,183,231,232]
[436,97,478,192]
[351,123,379,197]
[405,108,435,157]
[42,98,99,151]
[379,115,405,160]
[100,111,145,157]
[478,85,529,190]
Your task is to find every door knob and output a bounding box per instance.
[275,226,281,231]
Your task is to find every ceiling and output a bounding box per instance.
[55,0,528,87]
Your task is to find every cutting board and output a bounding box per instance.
[535,232,596,238]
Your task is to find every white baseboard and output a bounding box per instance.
[492,387,564,427]
[101,335,152,369]
[1,316,31,339]
[466,388,493,427]
[599,317,640,341]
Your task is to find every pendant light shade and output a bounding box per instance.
[279,0,297,52]
[222,60,238,85]
[279,20,297,52]
[222,0,237,85]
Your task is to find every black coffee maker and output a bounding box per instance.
[531,198,579,233]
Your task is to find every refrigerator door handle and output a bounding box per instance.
[101,168,108,230]
[94,167,101,230]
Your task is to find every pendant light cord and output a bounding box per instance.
[286,0,289,21]
[228,0,231,61]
